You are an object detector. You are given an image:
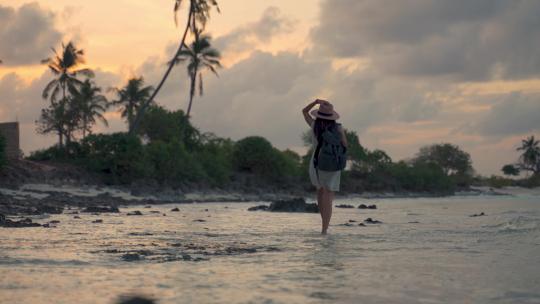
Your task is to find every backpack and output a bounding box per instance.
[314,125,347,171]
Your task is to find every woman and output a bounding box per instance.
[302,99,347,234]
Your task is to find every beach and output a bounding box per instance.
[1,193,539,304]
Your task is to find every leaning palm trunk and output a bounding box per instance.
[186,70,197,117]
[129,3,194,135]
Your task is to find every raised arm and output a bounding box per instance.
[338,125,348,148]
[302,99,320,127]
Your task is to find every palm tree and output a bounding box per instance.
[42,41,94,105]
[111,77,154,131]
[129,0,220,134]
[41,41,94,146]
[517,135,540,175]
[72,79,109,138]
[174,34,221,117]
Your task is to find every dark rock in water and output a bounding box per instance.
[122,253,141,261]
[338,222,354,226]
[149,211,160,214]
[193,219,206,222]
[205,209,209,212]
[49,220,60,224]
[117,296,155,304]
[358,223,366,227]
[247,205,268,211]
[408,221,420,224]
[358,204,377,209]
[127,211,143,216]
[144,206,152,208]
[336,204,354,208]
[182,254,192,261]
[36,205,64,214]
[348,219,357,223]
[470,212,486,217]
[170,207,180,212]
[1,217,41,228]
[92,219,103,223]
[74,216,81,219]
[364,217,382,224]
[82,206,119,213]
[267,198,319,213]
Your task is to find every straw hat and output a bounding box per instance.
[310,100,340,120]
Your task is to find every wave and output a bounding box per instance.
[484,216,540,233]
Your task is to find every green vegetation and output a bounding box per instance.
[130,0,221,134]
[39,41,95,147]
[498,135,540,188]
[173,34,221,117]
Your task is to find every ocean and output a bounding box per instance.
[1,194,539,303]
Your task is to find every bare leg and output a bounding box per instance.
[321,188,334,233]
[317,187,326,233]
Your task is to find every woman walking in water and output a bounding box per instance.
[302,99,347,234]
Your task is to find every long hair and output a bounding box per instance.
[313,118,337,141]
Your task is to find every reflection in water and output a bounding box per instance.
[0,197,539,304]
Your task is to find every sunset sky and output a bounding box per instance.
[1,0,539,175]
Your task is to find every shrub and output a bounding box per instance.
[80,133,146,184]
[233,136,301,181]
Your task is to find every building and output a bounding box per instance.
[0,122,20,159]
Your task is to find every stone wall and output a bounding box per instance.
[0,122,20,159]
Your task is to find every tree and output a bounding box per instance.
[517,135,540,175]
[413,143,473,177]
[174,34,221,117]
[138,105,200,148]
[130,0,220,134]
[501,164,520,176]
[40,41,94,146]
[111,77,154,131]
[72,79,109,138]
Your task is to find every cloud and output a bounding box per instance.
[0,2,63,66]
[311,0,540,80]
[468,92,540,136]
[214,6,295,53]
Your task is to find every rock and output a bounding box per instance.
[358,223,366,227]
[92,219,103,223]
[122,253,141,261]
[1,217,41,228]
[267,198,319,213]
[247,205,268,211]
[149,211,160,214]
[205,209,209,212]
[193,219,206,222]
[181,254,192,261]
[49,220,60,224]
[127,211,143,216]
[117,295,156,304]
[470,212,486,217]
[170,207,180,212]
[336,204,354,208]
[358,204,377,209]
[82,206,119,213]
[364,217,382,224]
[74,216,81,219]
[348,219,357,222]
[36,205,64,214]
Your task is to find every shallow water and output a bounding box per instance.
[1,195,540,304]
